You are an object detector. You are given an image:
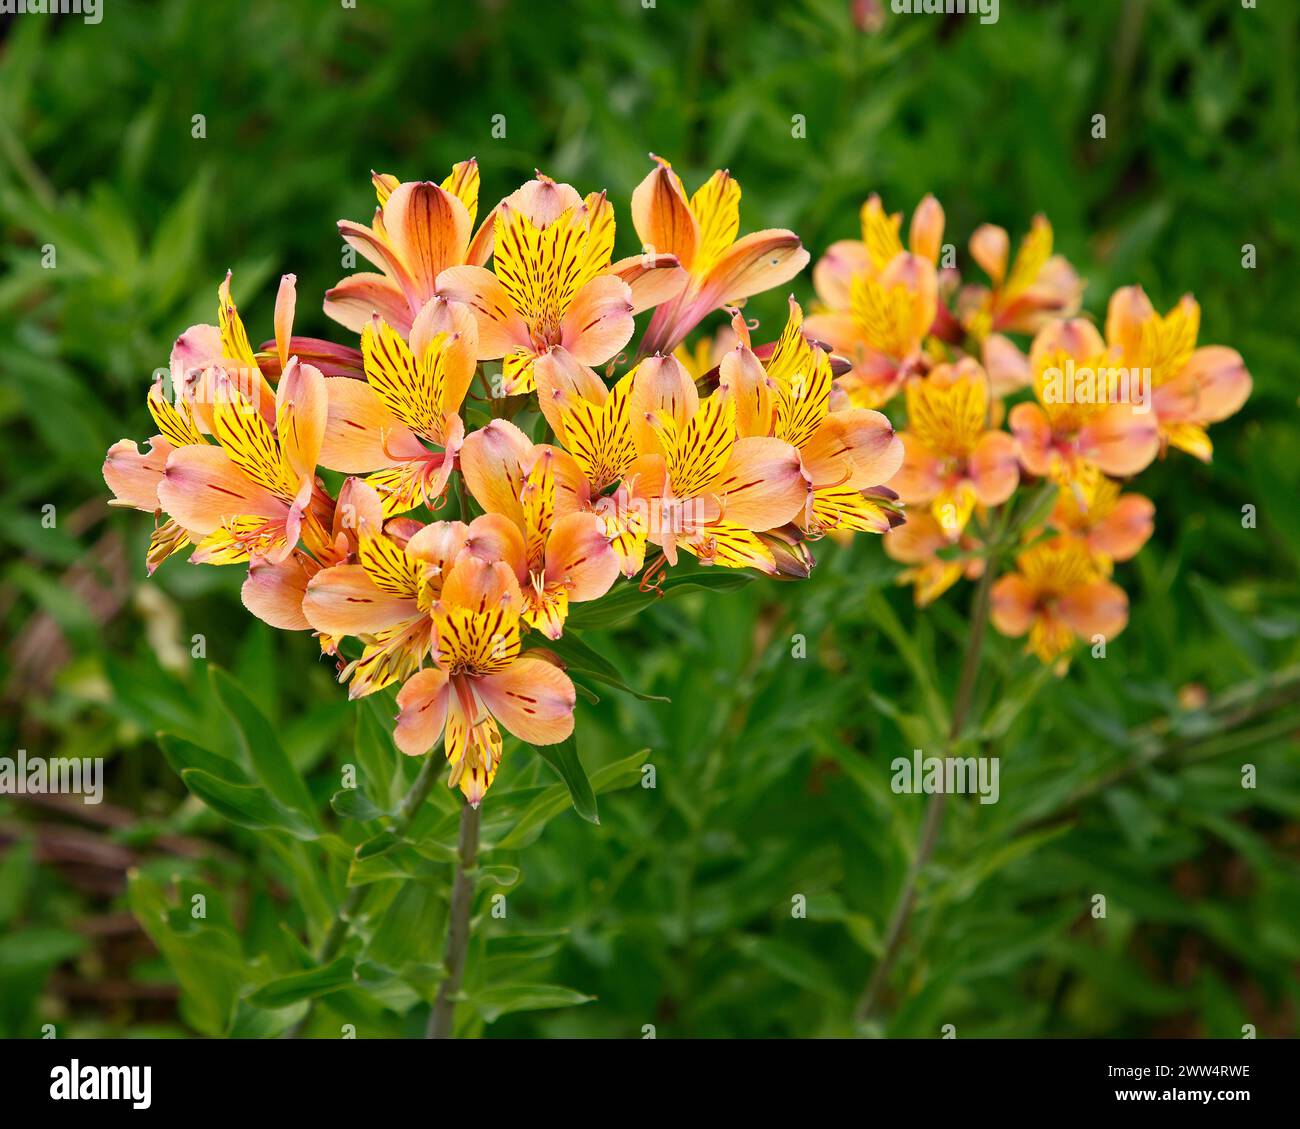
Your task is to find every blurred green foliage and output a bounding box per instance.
[1,0,1296,1038]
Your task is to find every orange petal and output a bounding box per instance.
[802,408,903,490]
[440,553,523,616]
[1081,403,1159,477]
[475,655,575,746]
[711,437,809,531]
[157,445,283,534]
[104,436,170,512]
[1059,580,1128,642]
[394,667,451,756]
[405,519,473,581]
[338,219,419,304]
[170,323,222,382]
[504,174,584,228]
[459,419,532,526]
[802,311,862,357]
[1008,401,1055,478]
[968,430,1019,506]
[609,252,688,314]
[275,359,327,484]
[273,274,297,370]
[969,224,1009,285]
[1104,284,1155,359]
[460,512,528,579]
[534,346,608,436]
[982,333,1031,396]
[697,228,809,307]
[812,239,872,310]
[630,158,698,268]
[888,433,943,505]
[1090,493,1154,562]
[1180,345,1251,424]
[909,194,945,263]
[302,563,419,636]
[323,272,414,336]
[1029,317,1107,375]
[435,264,531,358]
[990,573,1036,638]
[628,353,700,455]
[544,511,620,603]
[319,377,424,473]
[384,182,472,302]
[410,296,480,417]
[718,345,775,438]
[333,476,385,545]
[243,554,314,631]
[559,275,635,366]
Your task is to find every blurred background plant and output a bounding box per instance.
[1,0,1297,1037]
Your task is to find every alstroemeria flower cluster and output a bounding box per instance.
[812,195,1255,668]
[106,158,906,804]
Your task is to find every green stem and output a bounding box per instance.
[428,801,482,1038]
[1016,668,1300,834]
[854,543,998,1028]
[285,742,444,1038]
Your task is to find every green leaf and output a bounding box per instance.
[733,936,844,1000]
[127,871,247,1037]
[539,630,670,703]
[470,983,594,1023]
[354,696,402,810]
[330,788,388,823]
[477,865,521,888]
[497,749,648,850]
[366,883,447,970]
[529,734,599,824]
[564,570,755,630]
[0,927,85,978]
[159,732,248,784]
[180,768,318,840]
[347,845,447,887]
[354,829,402,859]
[0,837,35,929]
[247,957,355,1009]
[210,667,320,828]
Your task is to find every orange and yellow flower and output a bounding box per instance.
[459,421,621,638]
[1009,318,1159,484]
[101,161,1255,812]
[1105,286,1251,462]
[158,358,332,567]
[318,304,478,516]
[632,156,809,355]
[717,300,904,537]
[325,161,491,336]
[959,215,1083,341]
[436,176,639,395]
[890,358,1019,540]
[804,194,943,409]
[990,535,1128,667]
[883,510,985,607]
[394,554,577,805]
[1048,467,1154,570]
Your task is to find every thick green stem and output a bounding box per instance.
[428,801,482,1038]
[285,743,443,1038]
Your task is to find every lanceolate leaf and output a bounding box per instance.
[210,667,320,829]
[565,570,755,630]
[247,957,356,1009]
[538,630,670,703]
[529,734,599,824]
[180,768,318,840]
